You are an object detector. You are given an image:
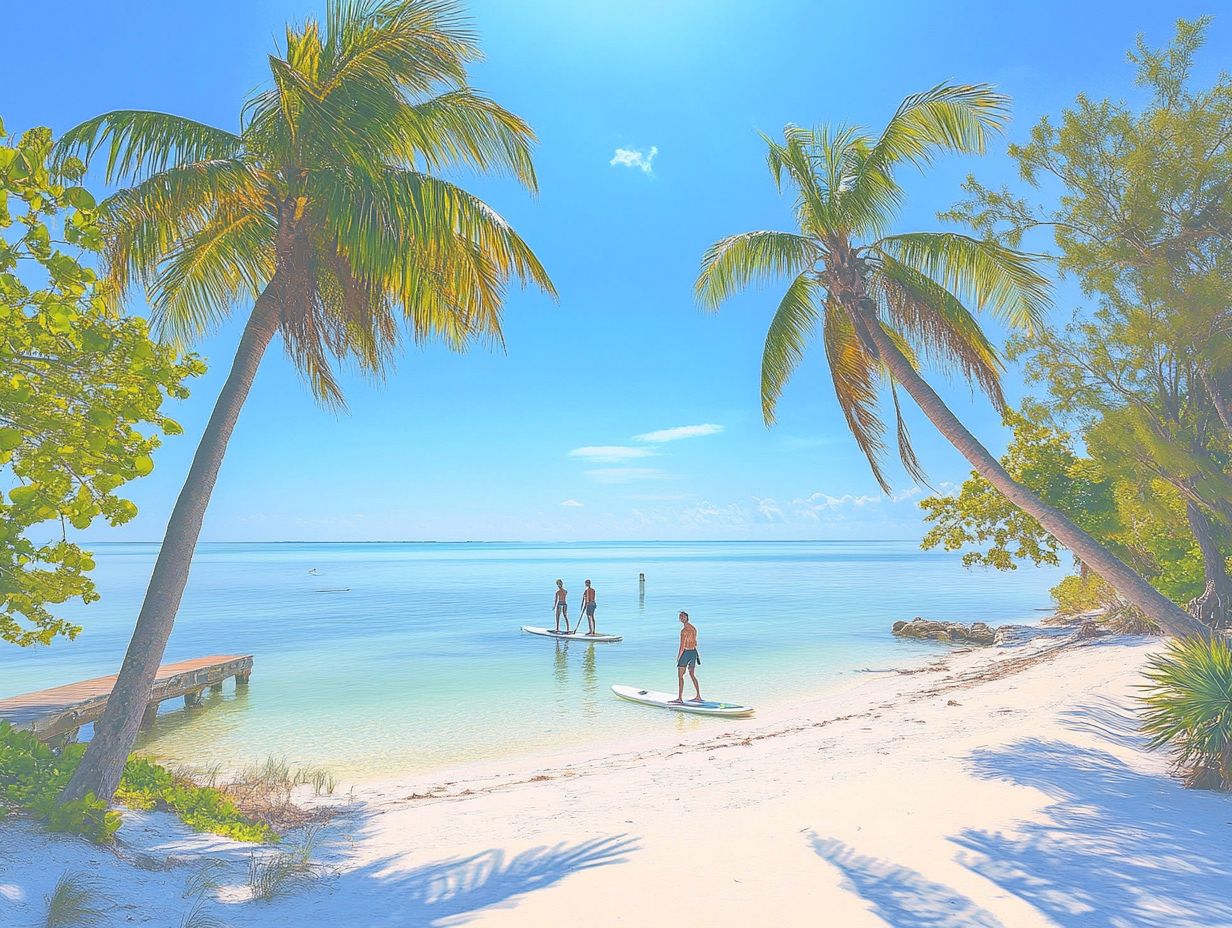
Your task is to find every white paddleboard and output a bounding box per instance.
[611,684,754,717]
[521,626,623,642]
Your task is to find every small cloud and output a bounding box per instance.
[634,423,724,443]
[792,492,881,519]
[560,499,585,508]
[586,467,665,485]
[890,486,921,503]
[754,496,784,522]
[610,145,658,174]
[569,445,656,463]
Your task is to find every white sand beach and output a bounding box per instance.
[3,631,1230,928]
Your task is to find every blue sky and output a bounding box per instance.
[5,0,1230,541]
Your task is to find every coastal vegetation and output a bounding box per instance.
[1141,636,1232,789]
[0,722,273,843]
[695,83,1209,639]
[922,19,1232,634]
[0,123,201,647]
[52,0,554,805]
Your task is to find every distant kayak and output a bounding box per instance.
[611,684,754,717]
[521,626,623,642]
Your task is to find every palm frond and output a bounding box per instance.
[148,208,277,344]
[821,302,893,493]
[869,252,1007,409]
[99,158,268,301]
[862,83,1009,176]
[396,89,538,190]
[696,230,821,310]
[761,272,821,424]
[53,111,242,185]
[874,231,1049,332]
[318,0,477,99]
[889,379,929,487]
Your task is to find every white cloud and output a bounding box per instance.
[790,488,921,520]
[634,423,724,443]
[610,145,658,174]
[585,467,665,484]
[560,499,584,508]
[754,496,784,522]
[569,445,656,462]
[791,492,880,520]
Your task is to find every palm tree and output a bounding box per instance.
[696,84,1209,640]
[55,0,555,803]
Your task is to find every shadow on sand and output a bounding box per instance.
[227,833,637,927]
[809,834,1005,928]
[955,739,1232,928]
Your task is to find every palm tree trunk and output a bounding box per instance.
[59,291,281,804]
[1185,499,1232,630]
[1197,366,1232,436]
[851,303,1211,640]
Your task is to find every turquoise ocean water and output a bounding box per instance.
[0,541,1062,780]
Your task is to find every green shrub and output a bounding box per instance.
[0,722,273,843]
[0,724,120,842]
[1051,572,1113,614]
[1140,636,1232,790]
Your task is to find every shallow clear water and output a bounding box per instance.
[0,541,1062,780]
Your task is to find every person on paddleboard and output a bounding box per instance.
[552,579,568,632]
[672,611,703,704]
[581,579,597,635]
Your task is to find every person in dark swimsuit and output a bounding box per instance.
[672,611,702,704]
[581,579,597,635]
[553,579,568,632]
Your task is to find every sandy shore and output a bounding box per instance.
[3,630,1230,927]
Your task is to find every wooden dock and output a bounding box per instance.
[0,655,253,744]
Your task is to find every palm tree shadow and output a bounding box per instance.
[957,739,1232,928]
[808,833,1005,927]
[270,834,638,927]
[1059,695,1149,752]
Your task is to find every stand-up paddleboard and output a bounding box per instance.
[611,685,754,717]
[521,626,623,642]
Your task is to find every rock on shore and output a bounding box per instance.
[891,617,1004,646]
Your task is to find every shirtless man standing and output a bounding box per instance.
[581,579,597,635]
[672,611,702,704]
[552,579,568,632]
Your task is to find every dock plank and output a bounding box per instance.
[0,655,253,740]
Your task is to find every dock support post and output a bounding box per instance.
[184,690,203,708]
[49,728,79,751]
[209,682,223,693]
[235,672,250,686]
[140,703,159,730]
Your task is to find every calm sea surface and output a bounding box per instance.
[0,541,1062,780]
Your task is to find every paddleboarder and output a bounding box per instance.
[581,579,597,635]
[672,611,702,704]
[552,579,569,632]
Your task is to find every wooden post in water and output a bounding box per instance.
[639,572,645,612]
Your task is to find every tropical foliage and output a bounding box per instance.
[0,722,272,843]
[1140,636,1232,790]
[921,408,1225,615]
[695,83,1207,637]
[0,123,201,646]
[944,18,1232,629]
[55,0,554,805]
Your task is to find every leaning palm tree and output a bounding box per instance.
[56,0,554,803]
[696,84,1209,640]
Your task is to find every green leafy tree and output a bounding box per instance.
[55,0,554,804]
[950,18,1232,626]
[0,123,200,647]
[695,85,1210,640]
[920,409,1212,612]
